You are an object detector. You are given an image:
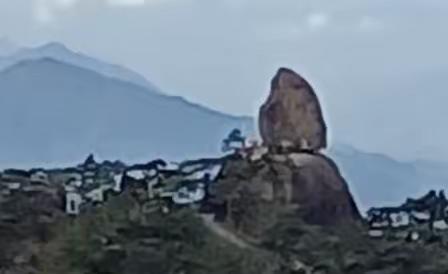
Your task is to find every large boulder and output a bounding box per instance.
[286,153,361,225]
[209,152,361,238]
[259,68,327,151]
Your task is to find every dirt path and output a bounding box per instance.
[200,214,251,249]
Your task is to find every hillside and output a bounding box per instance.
[2,152,448,274]
[0,58,253,168]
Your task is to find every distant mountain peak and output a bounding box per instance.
[0,40,161,93]
[37,42,70,54]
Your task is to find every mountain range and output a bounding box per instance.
[329,144,448,211]
[0,41,159,91]
[0,57,253,168]
[0,40,446,211]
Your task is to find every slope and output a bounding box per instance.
[0,58,253,168]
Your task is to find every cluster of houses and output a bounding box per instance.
[0,154,227,217]
[0,168,50,195]
[0,128,337,222]
[0,129,266,218]
[4,126,448,243]
[4,128,448,245]
[367,190,448,241]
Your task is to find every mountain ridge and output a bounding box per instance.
[1,57,253,122]
[0,57,254,168]
[0,41,160,93]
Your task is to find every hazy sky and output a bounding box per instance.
[0,0,447,161]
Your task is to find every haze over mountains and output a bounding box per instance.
[0,40,446,210]
[329,145,448,211]
[0,41,159,92]
[0,37,20,56]
[0,57,253,167]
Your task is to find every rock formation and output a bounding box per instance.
[210,68,360,237]
[259,68,327,151]
[209,152,361,237]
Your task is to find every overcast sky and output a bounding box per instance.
[0,0,447,161]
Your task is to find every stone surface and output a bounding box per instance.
[287,153,361,225]
[209,152,361,237]
[259,68,327,151]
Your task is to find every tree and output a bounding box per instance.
[222,129,246,153]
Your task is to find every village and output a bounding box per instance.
[2,127,448,245]
[0,129,265,219]
[367,189,448,241]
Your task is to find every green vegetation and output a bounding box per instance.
[38,192,275,274]
[261,212,448,274]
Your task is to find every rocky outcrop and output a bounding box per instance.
[259,68,327,151]
[209,68,361,237]
[211,68,361,238]
[209,152,361,237]
[287,153,361,225]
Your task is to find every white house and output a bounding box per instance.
[113,173,123,192]
[180,163,204,175]
[144,169,158,178]
[433,219,448,230]
[147,177,159,199]
[390,211,410,228]
[4,182,21,191]
[368,229,384,238]
[202,164,223,181]
[159,191,175,199]
[184,170,205,181]
[370,219,389,229]
[67,173,83,182]
[65,178,83,190]
[410,210,431,223]
[85,187,107,203]
[172,184,206,205]
[66,191,83,216]
[30,171,49,185]
[127,170,146,180]
[84,177,95,185]
[126,166,158,180]
[84,171,96,178]
[83,170,96,185]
